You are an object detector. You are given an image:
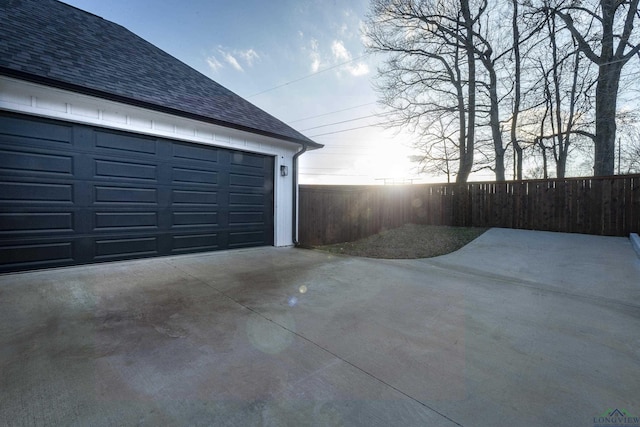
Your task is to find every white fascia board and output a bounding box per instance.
[0,75,300,247]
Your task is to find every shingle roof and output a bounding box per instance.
[0,0,321,148]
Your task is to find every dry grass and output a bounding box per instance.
[314,224,488,259]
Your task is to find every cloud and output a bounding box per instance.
[206,56,223,72]
[301,37,369,77]
[309,38,322,72]
[206,47,261,73]
[221,51,244,72]
[331,40,369,76]
[331,40,351,61]
[339,23,349,36]
[311,57,321,73]
[238,49,259,66]
[347,62,369,76]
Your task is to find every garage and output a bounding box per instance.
[0,112,274,273]
[1,0,322,273]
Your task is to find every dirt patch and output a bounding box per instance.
[313,224,488,259]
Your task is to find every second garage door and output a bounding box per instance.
[0,112,274,273]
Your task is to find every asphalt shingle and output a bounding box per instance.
[0,0,319,146]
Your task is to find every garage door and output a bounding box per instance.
[0,112,274,273]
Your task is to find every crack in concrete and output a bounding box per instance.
[164,259,465,427]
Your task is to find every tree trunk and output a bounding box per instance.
[457,0,477,184]
[594,63,622,176]
[514,137,523,180]
[556,148,566,178]
[511,0,523,180]
[550,16,566,179]
[487,65,506,181]
[456,57,469,183]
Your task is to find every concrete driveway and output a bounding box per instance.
[1,229,639,426]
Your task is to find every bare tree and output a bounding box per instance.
[544,0,640,176]
[470,1,510,181]
[366,0,639,182]
[534,12,596,178]
[409,116,459,182]
[620,138,640,173]
[365,0,484,183]
[616,111,640,173]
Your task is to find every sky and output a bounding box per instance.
[59,0,422,185]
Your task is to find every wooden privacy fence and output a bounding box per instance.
[298,174,640,246]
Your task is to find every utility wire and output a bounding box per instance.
[308,120,394,138]
[299,172,369,177]
[300,112,391,132]
[287,102,376,124]
[303,167,358,170]
[247,53,371,98]
[309,124,380,138]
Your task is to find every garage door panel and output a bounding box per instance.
[95,159,158,181]
[172,167,218,185]
[0,240,75,267]
[229,192,266,207]
[229,211,266,226]
[230,165,269,179]
[0,115,73,144]
[171,232,220,253]
[94,212,159,231]
[230,151,265,169]
[229,230,270,248]
[0,181,74,204]
[172,142,219,164]
[0,212,74,234]
[0,147,74,176]
[172,211,219,227]
[94,236,158,259]
[230,173,265,188]
[94,185,158,205]
[172,189,218,206]
[95,130,158,155]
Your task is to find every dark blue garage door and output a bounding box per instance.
[0,112,274,273]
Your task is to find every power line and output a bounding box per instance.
[300,113,391,132]
[309,146,374,151]
[287,102,376,124]
[308,121,394,138]
[247,53,371,98]
[299,172,369,177]
[314,143,375,148]
[304,151,363,155]
[303,167,357,170]
[309,124,378,138]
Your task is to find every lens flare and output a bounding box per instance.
[246,312,295,354]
